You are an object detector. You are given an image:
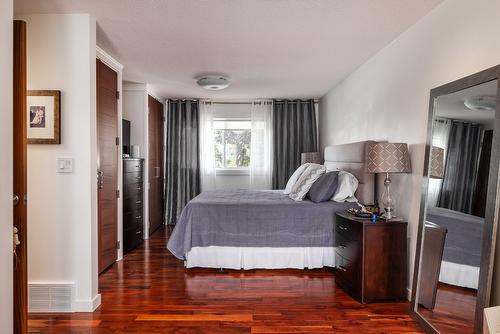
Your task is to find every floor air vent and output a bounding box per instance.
[29,283,74,312]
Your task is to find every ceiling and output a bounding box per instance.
[15,0,443,100]
[436,80,497,127]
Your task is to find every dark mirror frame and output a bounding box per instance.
[410,65,500,334]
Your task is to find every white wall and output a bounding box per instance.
[0,0,14,332]
[319,0,500,295]
[123,84,148,159]
[16,13,100,311]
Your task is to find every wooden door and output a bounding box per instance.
[96,59,118,273]
[13,20,28,334]
[148,96,164,235]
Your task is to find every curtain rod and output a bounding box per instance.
[168,99,319,105]
[207,101,319,105]
[274,100,319,104]
[436,117,483,125]
[208,101,272,105]
[167,98,198,102]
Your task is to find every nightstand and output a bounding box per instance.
[334,212,408,303]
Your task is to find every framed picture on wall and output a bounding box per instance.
[27,90,61,144]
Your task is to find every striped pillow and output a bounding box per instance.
[283,163,311,194]
[289,164,326,201]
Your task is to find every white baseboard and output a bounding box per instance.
[74,293,101,312]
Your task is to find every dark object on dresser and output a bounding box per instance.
[335,212,408,303]
[123,158,144,254]
[418,222,447,309]
[122,119,131,155]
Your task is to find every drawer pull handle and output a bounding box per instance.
[135,165,140,168]
[338,244,346,249]
[135,216,142,219]
[136,177,141,180]
[136,231,142,235]
[136,201,142,204]
[339,226,348,231]
[136,187,141,190]
[338,265,348,272]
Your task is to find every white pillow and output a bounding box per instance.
[331,171,359,203]
[289,164,326,201]
[283,163,311,194]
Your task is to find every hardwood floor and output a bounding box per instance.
[29,227,422,333]
[417,283,476,334]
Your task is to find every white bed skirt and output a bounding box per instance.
[185,248,479,289]
[185,246,336,270]
[439,261,479,289]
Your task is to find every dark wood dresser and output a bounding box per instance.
[334,212,408,303]
[123,158,144,255]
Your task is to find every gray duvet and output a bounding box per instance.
[426,206,484,267]
[167,189,357,260]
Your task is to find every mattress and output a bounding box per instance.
[426,206,484,267]
[167,189,357,260]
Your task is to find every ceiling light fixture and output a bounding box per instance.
[196,75,231,90]
[464,95,497,111]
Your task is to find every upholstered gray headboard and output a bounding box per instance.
[324,141,376,205]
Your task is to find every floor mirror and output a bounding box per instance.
[410,65,500,334]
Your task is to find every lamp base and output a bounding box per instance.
[382,207,394,220]
[381,172,396,220]
[380,214,403,222]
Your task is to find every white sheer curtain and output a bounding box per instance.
[199,100,216,191]
[427,118,452,206]
[250,101,273,189]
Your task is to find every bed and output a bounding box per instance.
[167,141,376,269]
[426,206,483,289]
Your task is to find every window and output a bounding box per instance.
[214,120,251,169]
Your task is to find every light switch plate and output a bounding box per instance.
[57,157,73,173]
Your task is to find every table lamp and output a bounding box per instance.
[366,142,412,220]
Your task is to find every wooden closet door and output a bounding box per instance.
[97,59,118,273]
[148,95,164,235]
[13,20,28,334]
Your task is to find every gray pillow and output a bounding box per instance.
[306,171,340,203]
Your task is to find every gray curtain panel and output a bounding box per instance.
[165,100,201,225]
[272,100,317,189]
[472,130,493,218]
[438,121,483,214]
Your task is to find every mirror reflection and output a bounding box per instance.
[417,80,498,333]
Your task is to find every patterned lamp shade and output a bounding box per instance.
[429,146,444,179]
[366,142,412,174]
[301,152,322,164]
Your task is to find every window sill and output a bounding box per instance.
[216,169,250,176]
